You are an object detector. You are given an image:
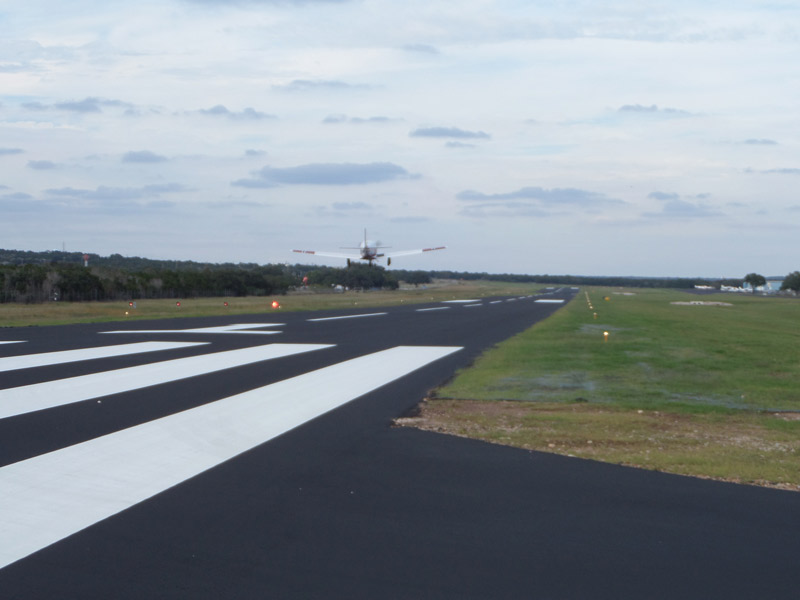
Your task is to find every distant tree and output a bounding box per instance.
[780,271,800,293]
[404,271,431,287]
[744,273,766,291]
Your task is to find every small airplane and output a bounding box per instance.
[293,229,445,266]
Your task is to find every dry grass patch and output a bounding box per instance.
[397,399,800,492]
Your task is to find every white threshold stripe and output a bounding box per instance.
[0,342,206,374]
[102,323,284,335]
[307,312,387,322]
[535,299,565,304]
[0,344,332,420]
[0,345,461,570]
[415,306,451,312]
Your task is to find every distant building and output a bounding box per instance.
[742,276,784,293]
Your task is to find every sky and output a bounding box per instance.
[1,0,798,277]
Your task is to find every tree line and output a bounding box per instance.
[5,247,797,304]
[0,263,296,303]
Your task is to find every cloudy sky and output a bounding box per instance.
[1,0,798,277]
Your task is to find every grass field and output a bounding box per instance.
[398,288,800,491]
[0,279,535,327]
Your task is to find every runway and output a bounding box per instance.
[1,287,799,598]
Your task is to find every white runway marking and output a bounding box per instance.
[415,306,451,312]
[441,299,479,304]
[102,323,284,335]
[0,342,206,373]
[0,345,461,570]
[0,341,24,346]
[489,300,502,305]
[464,303,483,308]
[535,299,565,304]
[0,344,332,420]
[307,312,387,322]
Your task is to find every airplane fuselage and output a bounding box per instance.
[359,240,382,262]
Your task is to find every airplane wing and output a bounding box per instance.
[292,249,358,259]
[385,246,446,258]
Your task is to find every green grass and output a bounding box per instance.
[440,288,800,412]
[403,288,800,490]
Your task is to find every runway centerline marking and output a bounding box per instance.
[0,342,206,373]
[102,323,285,335]
[307,312,387,322]
[0,341,24,346]
[0,343,332,420]
[535,299,565,304]
[0,345,462,571]
[415,307,451,312]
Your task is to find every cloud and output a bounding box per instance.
[1,192,33,201]
[445,141,476,149]
[245,149,267,157]
[312,200,378,218]
[644,193,723,219]
[0,148,24,156]
[275,80,371,92]
[0,192,36,212]
[618,104,692,117]
[744,138,778,145]
[762,168,800,175]
[27,160,57,170]
[390,216,432,224]
[50,97,134,114]
[22,102,48,111]
[186,0,350,4]
[331,201,372,211]
[322,114,397,124]
[0,63,27,73]
[648,191,680,201]
[402,43,440,55]
[410,127,490,140]
[232,162,418,187]
[459,187,622,206]
[457,186,624,218]
[122,150,168,164]
[199,105,275,120]
[54,98,103,113]
[45,184,189,202]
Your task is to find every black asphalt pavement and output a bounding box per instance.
[1,288,799,599]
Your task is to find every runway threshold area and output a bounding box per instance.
[2,289,798,598]
[0,345,460,570]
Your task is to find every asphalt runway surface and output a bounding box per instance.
[1,288,799,599]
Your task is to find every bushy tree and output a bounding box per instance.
[780,271,800,293]
[744,273,766,291]
[404,271,431,287]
